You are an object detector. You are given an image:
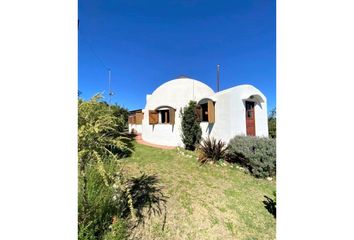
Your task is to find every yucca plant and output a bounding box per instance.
[197,137,228,164]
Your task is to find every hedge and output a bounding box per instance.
[228,136,276,178]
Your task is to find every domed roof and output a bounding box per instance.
[145,77,215,110]
[215,84,267,102]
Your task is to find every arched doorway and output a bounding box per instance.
[245,101,256,136]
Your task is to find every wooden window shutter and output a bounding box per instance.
[195,105,202,122]
[207,100,215,123]
[169,108,175,124]
[149,110,158,125]
[136,112,143,124]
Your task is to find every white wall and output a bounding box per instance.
[199,92,232,142]
[200,84,268,143]
[141,78,215,147]
[254,101,269,137]
[128,124,142,134]
[140,79,269,147]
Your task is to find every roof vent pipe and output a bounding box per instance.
[216,64,220,92]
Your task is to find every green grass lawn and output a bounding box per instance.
[121,142,276,240]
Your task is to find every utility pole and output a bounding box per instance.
[217,64,220,92]
[108,69,113,104]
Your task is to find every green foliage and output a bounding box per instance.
[110,103,129,133]
[228,136,276,178]
[78,162,119,240]
[102,218,129,240]
[78,94,132,163]
[78,94,133,239]
[78,94,166,239]
[197,137,228,164]
[268,108,276,138]
[78,221,96,240]
[180,101,202,150]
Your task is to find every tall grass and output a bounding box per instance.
[78,159,128,240]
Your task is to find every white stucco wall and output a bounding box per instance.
[199,84,268,143]
[141,77,215,147]
[140,78,269,147]
[128,124,142,134]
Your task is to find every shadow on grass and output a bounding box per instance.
[263,195,276,218]
[120,173,168,228]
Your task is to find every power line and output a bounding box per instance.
[78,23,115,103]
[78,28,109,70]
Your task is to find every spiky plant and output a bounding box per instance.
[197,137,228,164]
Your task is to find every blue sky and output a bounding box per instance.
[79,0,276,112]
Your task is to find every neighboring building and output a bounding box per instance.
[128,76,268,147]
[128,109,143,134]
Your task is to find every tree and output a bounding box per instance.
[98,101,129,133]
[110,104,129,133]
[180,101,202,150]
[268,108,276,138]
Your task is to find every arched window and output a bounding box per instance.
[149,106,176,125]
[196,98,215,123]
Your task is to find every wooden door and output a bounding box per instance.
[245,101,256,136]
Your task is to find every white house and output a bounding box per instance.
[128,76,268,147]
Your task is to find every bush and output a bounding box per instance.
[110,103,129,133]
[78,94,132,239]
[268,108,276,138]
[197,137,228,164]
[180,101,202,150]
[228,136,276,178]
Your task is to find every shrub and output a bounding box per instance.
[228,136,276,178]
[197,137,228,164]
[268,108,276,138]
[180,101,202,150]
[78,94,133,239]
[110,103,129,133]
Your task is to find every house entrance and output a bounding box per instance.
[245,101,256,136]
